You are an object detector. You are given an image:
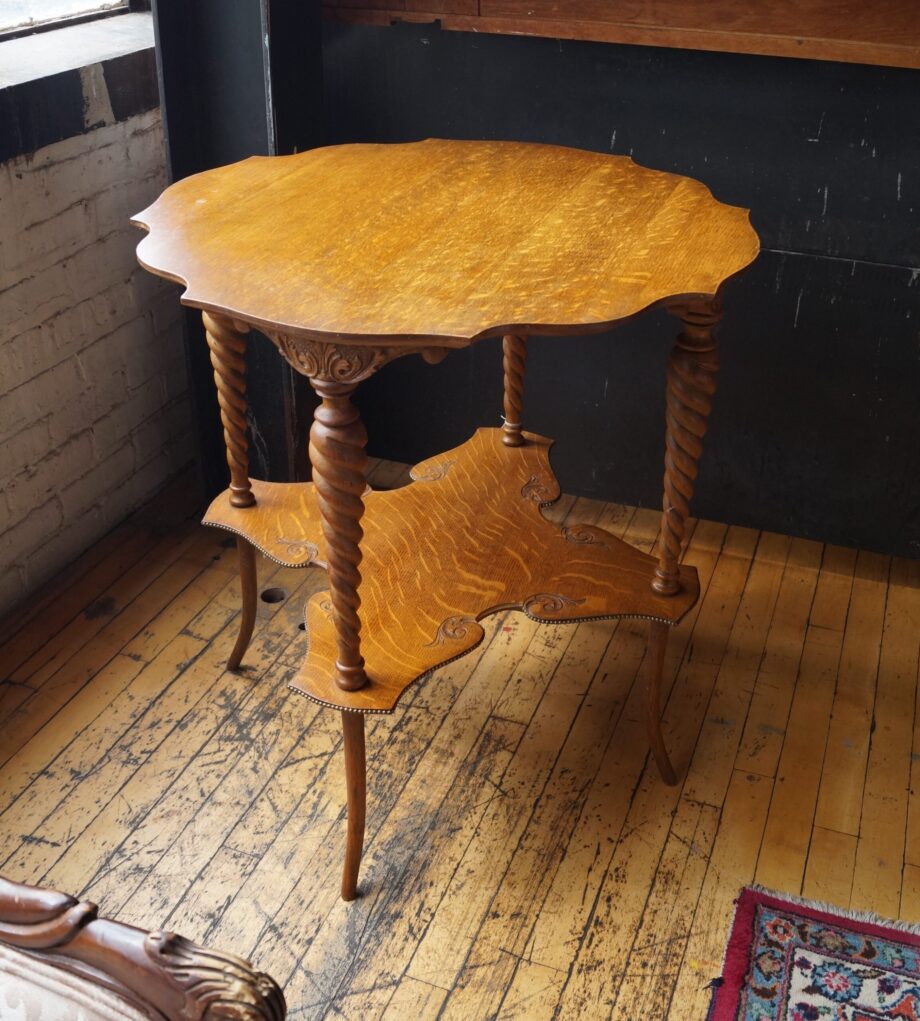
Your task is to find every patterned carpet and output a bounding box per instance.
[709,887,920,1020]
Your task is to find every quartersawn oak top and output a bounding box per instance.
[132,139,759,346]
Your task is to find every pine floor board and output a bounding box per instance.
[1,465,917,1020]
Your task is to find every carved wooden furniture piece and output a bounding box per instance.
[204,427,701,713]
[0,874,285,1020]
[132,138,759,903]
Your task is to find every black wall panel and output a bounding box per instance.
[152,0,322,493]
[324,21,920,556]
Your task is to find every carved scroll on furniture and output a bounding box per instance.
[132,138,759,902]
[0,873,285,1020]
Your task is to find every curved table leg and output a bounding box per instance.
[645,621,677,785]
[227,537,258,671]
[341,711,366,901]
[501,333,527,447]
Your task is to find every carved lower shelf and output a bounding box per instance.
[204,428,699,714]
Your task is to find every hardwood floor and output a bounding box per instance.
[1,461,918,1020]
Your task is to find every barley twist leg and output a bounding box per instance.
[203,312,257,669]
[308,379,368,692]
[652,299,721,596]
[203,311,255,509]
[501,334,528,447]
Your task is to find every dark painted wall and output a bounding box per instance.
[323,22,920,556]
[152,0,323,493]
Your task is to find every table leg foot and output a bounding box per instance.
[646,620,677,786]
[227,537,257,671]
[341,711,366,901]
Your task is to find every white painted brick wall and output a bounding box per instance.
[0,108,194,616]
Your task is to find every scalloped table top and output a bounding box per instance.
[132,138,759,346]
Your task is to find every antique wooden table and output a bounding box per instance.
[132,139,759,901]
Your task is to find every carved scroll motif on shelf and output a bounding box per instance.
[276,537,320,561]
[145,931,285,1021]
[522,592,587,617]
[428,592,586,646]
[562,524,610,549]
[425,615,479,646]
[410,459,456,483]
[521,475,554,504]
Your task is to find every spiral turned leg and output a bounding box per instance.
[203,311,255,509]
[501,334,528,447]
[652,299,721,596]
[203,312,257,670]
[308,379,369,692]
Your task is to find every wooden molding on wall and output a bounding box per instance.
[321,0,920,70]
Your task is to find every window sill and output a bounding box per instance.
[0,11,153,89]
[0,12,157,162]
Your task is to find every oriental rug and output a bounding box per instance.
[708,886,920,1020]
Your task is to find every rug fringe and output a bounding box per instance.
[747,882,920,936]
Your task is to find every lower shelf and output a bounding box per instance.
[204,427,698,714]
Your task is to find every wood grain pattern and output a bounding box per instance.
[4,474,920,1018]
[321,1,920,70]
[208,429,697,714]
[132,140,758,345]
